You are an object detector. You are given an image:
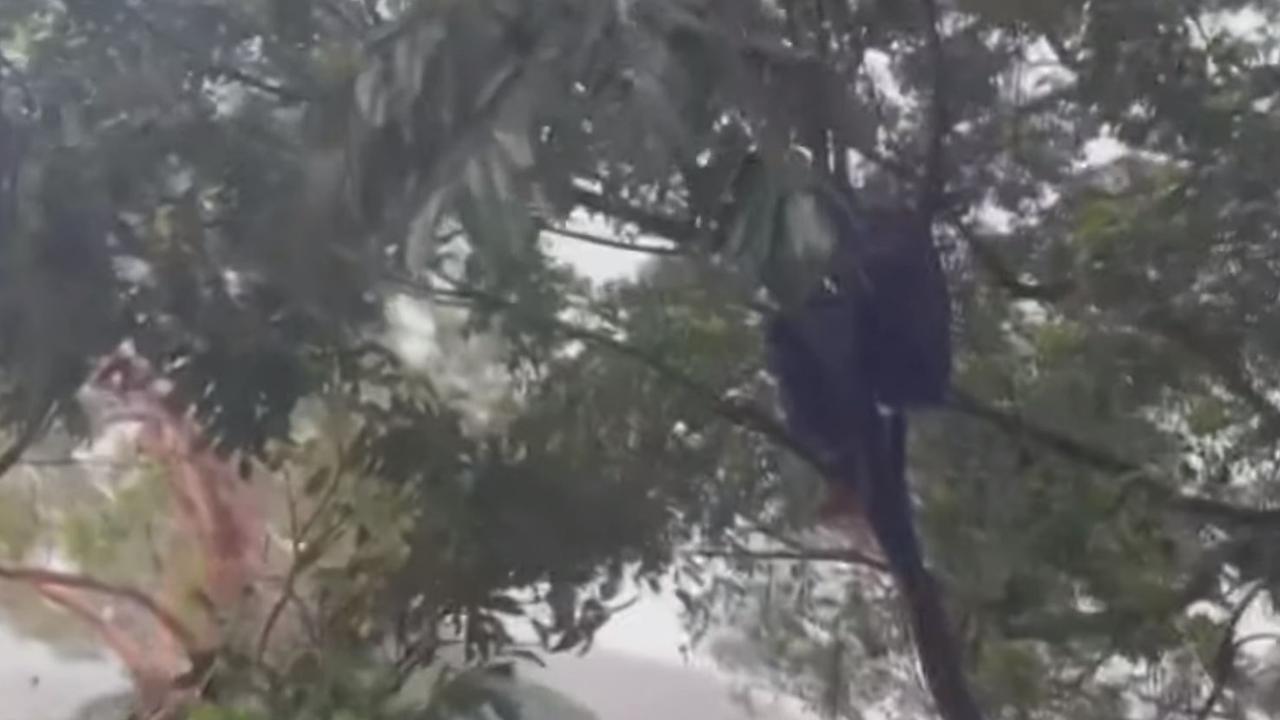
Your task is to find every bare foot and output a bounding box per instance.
[816,483,863,524]
[816,485,884,562]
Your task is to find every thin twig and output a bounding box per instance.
[255,457,345,661]
[572,188,699,246]
[205,64,305,102]
[541,223,683,256]
[1194,582,1265,720]
[690,546,888,571]
[946,219,1077,301]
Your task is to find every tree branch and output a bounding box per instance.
[0,564,202,657]
[205,64,306,103]
[948,389,1133,473]
[420,273,1280,537]
[541,223,684,257]
[255,456,345,661]
[571,187,700,246]
[1194,582,1265,720]
[947,219,1077,301]
[950,389,1280,529]
[691,545,888,572]
[1142,310,1280,438]
[0,399,59,480]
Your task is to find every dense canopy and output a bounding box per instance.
[1,1,1279,719]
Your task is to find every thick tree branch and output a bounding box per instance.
[0,564,202,656]
[950,389,1280,529]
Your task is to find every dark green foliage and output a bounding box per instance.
[3,0,1280,719]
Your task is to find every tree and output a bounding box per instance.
[1,0,1280,719]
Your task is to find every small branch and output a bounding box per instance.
[691,546,888,572]
[255,469,303,663]
[1012,83,1079,116]
[571,187,699,247]
[947,219,1077,301]
[541,224,683,257]
[948,389,1132,473]
[740,520,891,572]
[205,64,306,103]
[1194,583,1265,720]
[255,463,344,661]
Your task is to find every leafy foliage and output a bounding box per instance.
[0,0,1279,719]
